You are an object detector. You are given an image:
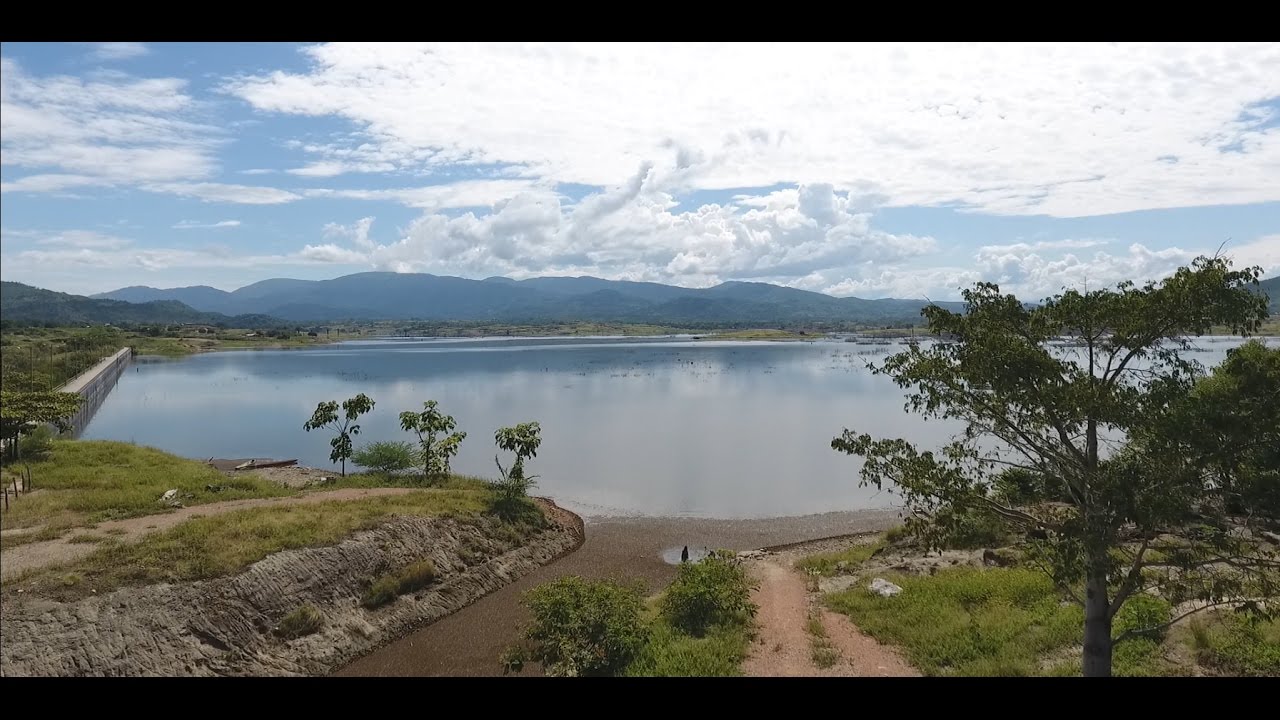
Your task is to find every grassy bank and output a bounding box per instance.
[11,489,491,601]
[0,441,291,535]
[812,539,1279,677]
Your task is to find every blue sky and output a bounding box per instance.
[2,42,1277,300]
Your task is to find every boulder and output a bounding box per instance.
[869,577,903,597]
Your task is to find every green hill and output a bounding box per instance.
[0,282,282,327]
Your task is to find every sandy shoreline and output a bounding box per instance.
[335,505,900,676]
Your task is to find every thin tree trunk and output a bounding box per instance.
[1083,570,1113,677]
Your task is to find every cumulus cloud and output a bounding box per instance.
[227,42,1280,217]
[298,177,935,287]
[172,219,242,229]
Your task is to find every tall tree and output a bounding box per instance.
[832,257,1278,677]
[399,400,467,483]
[303,394,375,476]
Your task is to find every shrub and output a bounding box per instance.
[276,605,325,639]
[351,441,417,475]
[1114,593,1172,640]
[505,576,648,677]
[660,550,757,636]
[933,505,1013,550]
[361,559,438,609]
[1196,615,1280,676]
[18,425,55,461]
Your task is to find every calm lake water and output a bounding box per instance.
[80,335,1272,518]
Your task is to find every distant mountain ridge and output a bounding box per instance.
[0,282,282,327]
[90,272,967,325]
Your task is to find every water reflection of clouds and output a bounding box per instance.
[83,336,1269,518]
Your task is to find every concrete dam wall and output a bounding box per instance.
[59,347,132,437]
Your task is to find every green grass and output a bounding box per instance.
[0,525,66,549]
[624,620,752,677]
[824,566,1184,676]
[13,490,486,600]
[361,559,439,609]
[275,605,325,639]
[1182,613,1280,676]
[0,441,293,532]
[795,538,885,577]
[825,567,1082,676]
[806,613,842,669]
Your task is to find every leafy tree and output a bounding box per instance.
[352,440,417,475]
[398,400,467,483]
[832,257,1278,677]
[503,576,648,677]
[303,394,375,476]
[492,422,542,515]
[0,389,82,462]
[1163,339,1280,516]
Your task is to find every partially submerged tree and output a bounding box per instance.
[0,389,82,462]
[398,400,467,483]
[303,393,375,476]
[832,257,1279,677]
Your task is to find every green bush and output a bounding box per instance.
[943,505,1013,550]
[506,576,648,677]
[1114,593,1172,640]
[276,605,325,639]
[351,441,417,475]
[17,425,55,461]
[660,551,757,636]
[361,559,438,609]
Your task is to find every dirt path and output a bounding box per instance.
[0,488,416,581]
[742,557,918,677]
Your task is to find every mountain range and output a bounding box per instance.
[88,272,970,325]
[3,272,1276,328]
[0,282,280,327]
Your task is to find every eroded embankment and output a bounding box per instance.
[0,505,582,676]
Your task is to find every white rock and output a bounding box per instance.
[160,489,178,502]
[869,577,903,597]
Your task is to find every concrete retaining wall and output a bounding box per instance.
[58,347,132,437]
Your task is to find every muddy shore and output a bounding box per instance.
[335,507,901,676]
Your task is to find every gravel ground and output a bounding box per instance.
[334,508,900,676]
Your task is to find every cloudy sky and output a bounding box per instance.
[2,42,1278,300]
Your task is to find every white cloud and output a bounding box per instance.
[34,230,134,250]
[239,168,276,175]
[90,43,149,61]
[1,58,217,189]
[303,179,542,209]
[322,217,375,249]
[0,174,101,194]
[227,42,1280,217]
[298,178,935,287]
[1227,235,1280,276]
[172,219,242,229]
[147,182,301,204]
